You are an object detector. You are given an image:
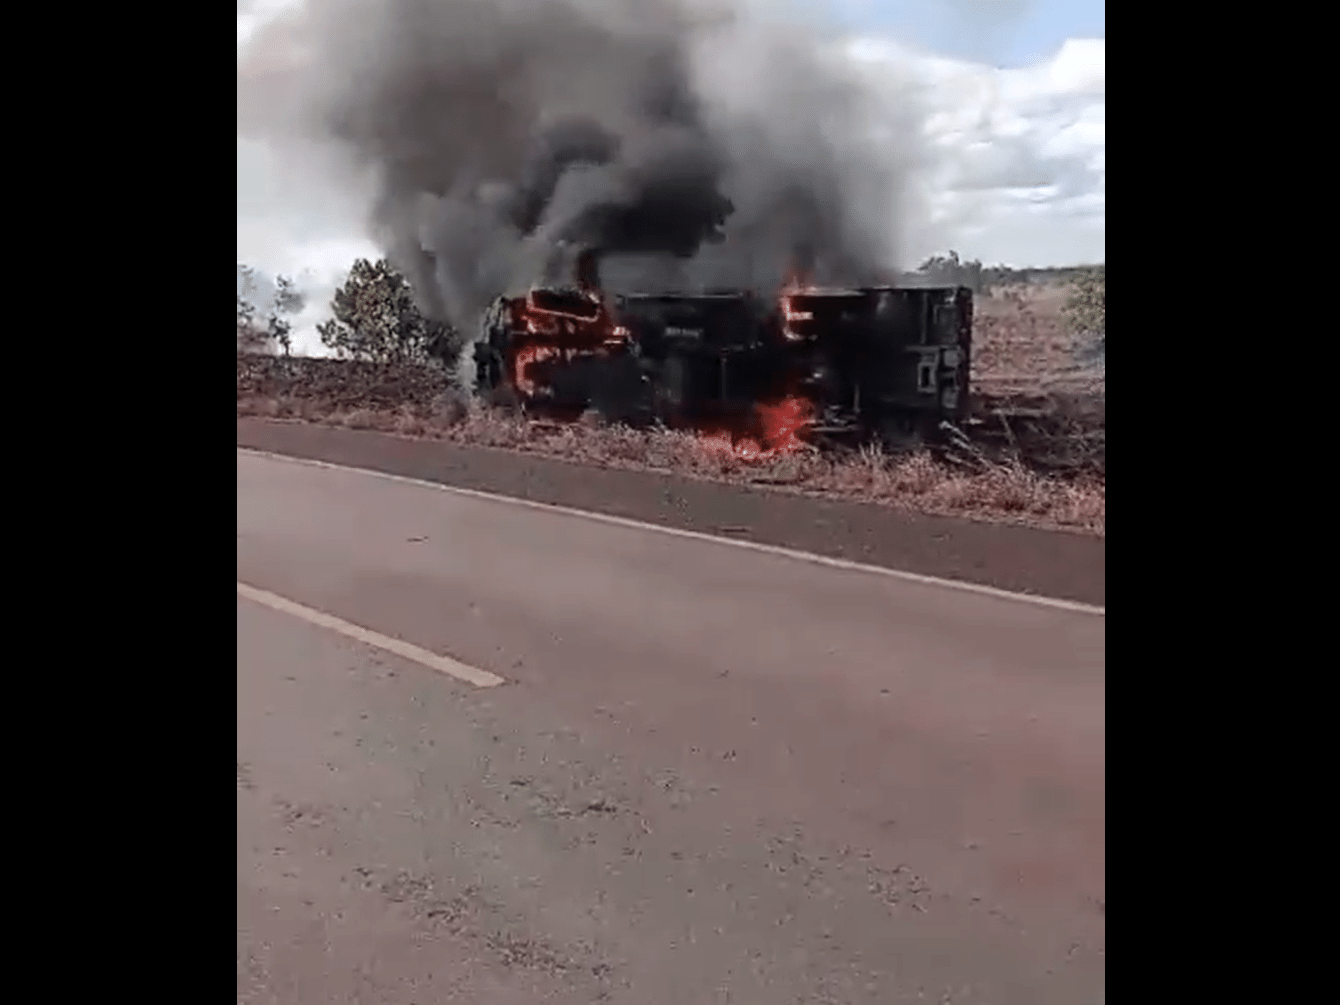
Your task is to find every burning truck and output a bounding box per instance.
[472,250,973,456]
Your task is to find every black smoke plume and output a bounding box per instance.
[238,0,925,342]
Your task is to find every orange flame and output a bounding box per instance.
[509,287,625,397]
[512,344,561,396]
[778,266,820,341]
[689,394,814,461]
[754,395,814,454]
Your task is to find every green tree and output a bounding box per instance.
[263,274,305,356]
[238,264,304,355]
[1063,265,1105,355]
[237,264,267,353]
[317,258,462,371]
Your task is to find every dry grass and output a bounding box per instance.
[237,393,1104,535]
[971,283,1104,396]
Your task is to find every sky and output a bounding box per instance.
[809,0,1105,67]
[237,0,1104,354]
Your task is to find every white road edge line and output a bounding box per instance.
[236,581,506,688]
[237,448,1105,617]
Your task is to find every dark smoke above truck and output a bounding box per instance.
[472,263,972,453]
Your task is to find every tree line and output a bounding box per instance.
[904,251,1100,294]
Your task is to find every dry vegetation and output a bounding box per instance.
[956,282,1105,479]
[237,282,1104,536]
[239,382,1103,537]
[970,283,1105,395]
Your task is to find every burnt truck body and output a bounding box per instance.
[778,285,973,446]
[473,282,972,449]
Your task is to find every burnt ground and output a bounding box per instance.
[237,418,1104,607]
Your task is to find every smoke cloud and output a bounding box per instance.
[237,0,929,338]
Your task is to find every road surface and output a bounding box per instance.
[237,449,1105,1004]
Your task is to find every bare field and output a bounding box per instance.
[957,284,1105,478]
[971,283,1104,396]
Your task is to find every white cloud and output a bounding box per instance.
[848,35,1105,266]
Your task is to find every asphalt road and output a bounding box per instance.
[237,449,1105,1004]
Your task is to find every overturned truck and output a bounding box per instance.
[473,256,972,452]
